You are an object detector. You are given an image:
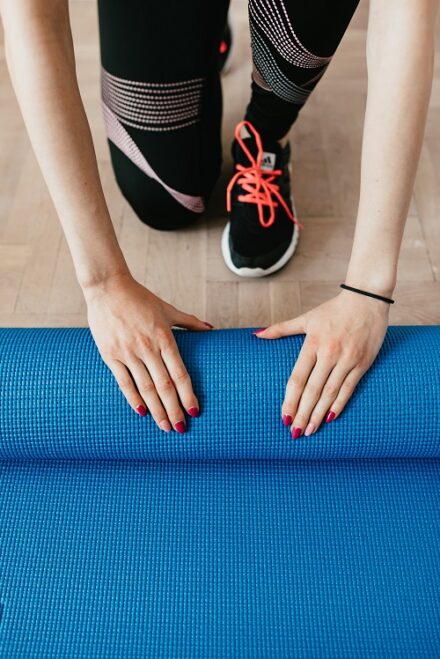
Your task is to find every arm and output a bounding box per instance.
[1,0,127,289]
[345,0,438,297]
[0,0,210,431]
[256,0,438,437]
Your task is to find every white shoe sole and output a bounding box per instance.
[221,163,300,278]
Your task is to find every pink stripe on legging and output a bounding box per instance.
[103,102,205,214]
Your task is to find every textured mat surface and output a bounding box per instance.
[1,326,439,460]
[0,327,439,658]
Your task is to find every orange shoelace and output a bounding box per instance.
[226,120,304,230]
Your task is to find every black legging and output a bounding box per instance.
[97,0,360,230]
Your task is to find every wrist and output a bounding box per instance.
[346,242,398,298]
[343,269,396,300]
[81,268,133,301]
[339,284,393,310]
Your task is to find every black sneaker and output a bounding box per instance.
[222,120,303,277]
[218,17,233,75]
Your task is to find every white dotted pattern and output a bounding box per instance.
[249,0,333,69]
[251,24,327,104]
[101,67,205,132]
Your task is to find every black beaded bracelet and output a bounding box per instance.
[340,283,395,305]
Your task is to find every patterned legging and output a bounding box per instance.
[97,0,361,229]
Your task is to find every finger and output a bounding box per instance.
[281,342,317,429]
[290,357,350,439]
[319,363,366,426]
[254,315,306,339]
[160,338,199,417]
[127,358,172,433]
[302,358,354,434]
[172,308,214,331]
[107,359,148,418]
[144,353,187,433]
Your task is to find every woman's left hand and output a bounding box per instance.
[254,289,391,438]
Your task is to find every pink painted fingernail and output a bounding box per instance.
[174,421,186,434]
[291,426,302,440]
[136,404,147,417]
[283,414,293,427]
[187,406,199,417]
[204,322,214,329]
[253,328,267,335]
[326,410,336,423]
[160,420,172,433]
[304,423,315,437]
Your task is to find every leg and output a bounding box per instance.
[97,0,230,230]
[222,0,361,277]
[244,0,362,142]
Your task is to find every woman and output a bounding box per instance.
[0,0,437,436]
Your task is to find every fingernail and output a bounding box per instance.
[160,420,172,433]
[282,414,293,427]
[253,328,267,335]
[291,426,302,440]
[136,404,147,417]
[326,410,336,423]
[187,406,199,417]
[204,322,214,329]
[304,423,315,437]
[174,421,186,434]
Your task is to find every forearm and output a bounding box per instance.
[345,0,438,297]
[1,0,129,290]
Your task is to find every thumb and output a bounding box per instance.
[172,308,214,332]
[253,315,306,339]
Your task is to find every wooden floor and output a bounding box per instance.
[1,0,439,328]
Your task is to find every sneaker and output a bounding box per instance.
[218,17,233,75]
[222,119,304,278]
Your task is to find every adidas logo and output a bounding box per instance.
[261,151,276,171]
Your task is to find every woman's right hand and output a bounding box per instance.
[83,272,213,433]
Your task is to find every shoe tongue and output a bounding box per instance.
[260,150,277,171]
[234,124,280,171]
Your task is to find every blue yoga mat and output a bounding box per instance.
[0,326,439,658]
[1,326,439,460]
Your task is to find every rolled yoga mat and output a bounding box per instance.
[0,326,439,657]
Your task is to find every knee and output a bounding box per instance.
[120,181,204,232]
[129,198,201,231]
[109,143,213,231]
